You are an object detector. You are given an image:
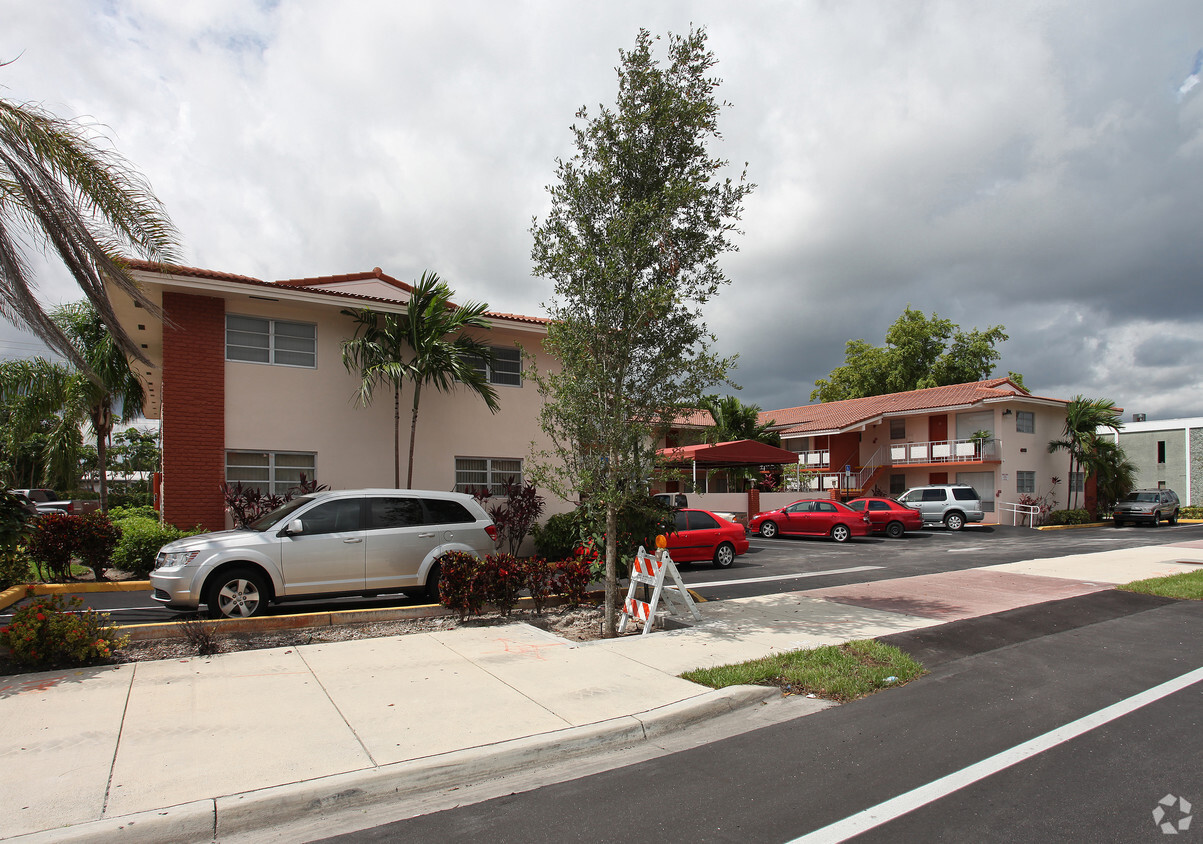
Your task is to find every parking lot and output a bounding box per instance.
[4,521,1200,625]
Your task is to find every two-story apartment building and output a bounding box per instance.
[110,261,556,531]
[760,378,1074,519]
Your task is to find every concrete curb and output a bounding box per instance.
[0,581,152,611]
[8,684,778,843]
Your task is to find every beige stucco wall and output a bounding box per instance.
[221,298,572,512]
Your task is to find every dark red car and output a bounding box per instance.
[748,499,870,543]
[666,508,750,568]
[846,497,924,538]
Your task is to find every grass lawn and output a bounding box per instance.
[1118,568,1203,600]
[680,639,925,702]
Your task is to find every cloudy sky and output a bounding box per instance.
[4,1,1203,420]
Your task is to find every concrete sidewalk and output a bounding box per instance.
[2,542,1201,842]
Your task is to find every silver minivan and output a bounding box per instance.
[150,489,497,618]
[896,484,985,531]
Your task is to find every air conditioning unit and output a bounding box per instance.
[1132,413,1147,422]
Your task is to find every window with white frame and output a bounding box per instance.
[472,346,522,386]
[455,457,523,495]
[226,451,317,495]
[1016,471,1036,494]
[226,315,316,367]
[1016,411,1035,434]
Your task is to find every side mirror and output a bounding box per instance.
[281,518,304,536]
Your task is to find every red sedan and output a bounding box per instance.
[665,508,749,568]
[748,499,870,543]
[846,497,924,538]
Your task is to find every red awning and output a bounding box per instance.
[656,439,798,467]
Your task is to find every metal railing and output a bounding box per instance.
[884,437,999,465]
[998,501,1041,526]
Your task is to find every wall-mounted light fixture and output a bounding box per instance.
[1002,409,1013,416]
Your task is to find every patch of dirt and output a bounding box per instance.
[0,604,630,677]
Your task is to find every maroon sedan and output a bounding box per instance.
[846,497,924,538]
[666,508,750,568]
[748,499,870,543]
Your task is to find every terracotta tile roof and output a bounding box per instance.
[275,267,416,295]
[124,260,548,326]
[761,378,1062,435]
[670,408,716,428]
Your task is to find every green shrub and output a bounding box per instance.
[1046,508,1093,525]
[1180,505,1203,519]
[110,516,200,578]
[107,504,158,521]
[475,553,524,616]
[551,559,592,606]
[0,594,128,668]
[76,513,121,580]
[533,511,583,561]
[523,556,555,614]
[0,553,31,592]
[437,550,485,619]
[27,513,81,581]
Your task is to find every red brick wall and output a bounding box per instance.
[161,292,226,531]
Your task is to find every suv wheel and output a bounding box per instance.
[1153,511,1162,527]
[1169,510,1179,526]
[944,512,965,531]
[206,568,268,619]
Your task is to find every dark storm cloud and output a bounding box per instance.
[3,0,1202,420]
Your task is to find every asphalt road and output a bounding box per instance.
[310,590,1203,843]
[5,521,1200,625]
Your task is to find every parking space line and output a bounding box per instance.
[787,665,1203,843]
[685,566,883,589]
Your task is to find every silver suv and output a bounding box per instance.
[897,484,985,531]
[150,489,497,619]
[1112,488,1180,527]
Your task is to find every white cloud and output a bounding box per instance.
[4,0,1203,417]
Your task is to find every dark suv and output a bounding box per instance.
[897,484,985,531]
[1113,489,1180,527]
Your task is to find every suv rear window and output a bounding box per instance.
[952,488,980,501]
[422,498,475,524]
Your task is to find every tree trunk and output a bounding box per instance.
[393,384,401,488]
[97,428,108,513]
[406,382,422,490]
[604,502,618,637]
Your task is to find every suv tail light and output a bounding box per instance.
[485,524,498,541]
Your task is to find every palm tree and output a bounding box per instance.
[0,357,82,490]
[0,93,179,375]
[1082,436,1137,514]
[0,302,146,510]
[341,272,501,488]
[1048,396,1123,509]
[702,394,781,445]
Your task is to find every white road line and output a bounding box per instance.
[787,665,1203,844]
[686,566,883,589]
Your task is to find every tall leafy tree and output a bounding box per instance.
[529,28,753,635]
[1083,436,1136,513]
[811,307,1013,402]
[0,357,82,490]
[0,92,179,374]
[0,301,146,509]
[1047,396,1123,509]
[341,272,500,489]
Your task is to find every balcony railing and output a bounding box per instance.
[885,437,999,465]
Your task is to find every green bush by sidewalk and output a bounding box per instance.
[110,516,203,578]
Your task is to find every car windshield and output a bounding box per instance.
[248,495,316,531]
[1122,492,1159,503]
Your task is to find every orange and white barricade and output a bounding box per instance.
[617,542,701,635]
